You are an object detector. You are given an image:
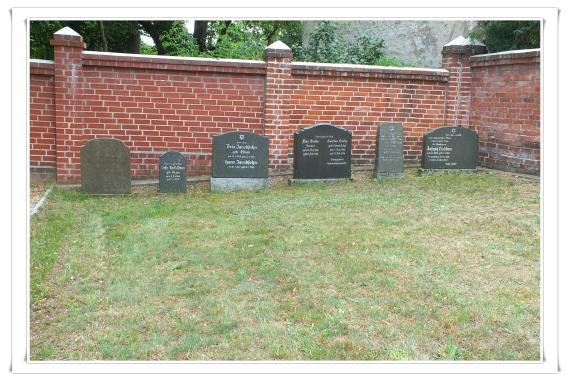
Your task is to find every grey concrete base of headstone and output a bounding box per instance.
[374,172,404,180]
[288,178,352,186]
[417,168,485,176]
[210,177,268,192]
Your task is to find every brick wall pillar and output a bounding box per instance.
[50,27,86,184]
[263,41,293,174]
[441,36,487,127]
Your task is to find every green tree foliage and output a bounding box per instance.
[30,19,406,66]
[30,21,62,59]
[137,21,175,55]
[139,42,157,55]
[30,21,141,59]
[194,20,303,60]
[202,21,266,60]
[30,20,302,60]
[470,21,540,53]
[243,20,303,46]
[299,21,407,66]
[299,21,342,63]
[159,21,199,56]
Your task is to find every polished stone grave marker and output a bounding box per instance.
[211,131,269,192]
[81,138,131,194]
[422,126,479,169]
[293,124,352,181]
[374,122,404,179]
[159,151,187,193]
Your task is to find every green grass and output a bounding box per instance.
[29,170,540,361]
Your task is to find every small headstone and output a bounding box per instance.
[211,131,269,192]
[374,122,404,179]
[293,124,352,181]
[81,138,131,194]
[422,126,479,169]
[159,151,187,193]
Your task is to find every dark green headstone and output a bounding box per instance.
[422,126,479,169]
[81,138,131,194]
[159,151,187,193]
[212,132,269,178]
[293,124,352,179]
[374,122,404,179]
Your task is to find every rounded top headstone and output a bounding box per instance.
[296,123,350,134]
[293,124,352,179]
[80,138,131,194]
[159,151,187,193]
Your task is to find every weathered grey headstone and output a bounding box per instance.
[293,124,351,181]
[422,126,479,169]
[159,151,187,193]
[374,122,404,179]
[81,138,131,194]
[211,131,269,192]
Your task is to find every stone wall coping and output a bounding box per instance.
[291,61,449,81]
[83,50,266,66]
[470,49,540,67]
[30,59,55,65]
[30,59,55,75]
[472,48,540,59]
[82,51,267,74]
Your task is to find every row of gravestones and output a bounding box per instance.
[80,124,479,194]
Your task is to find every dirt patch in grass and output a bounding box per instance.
[29,170,540,361]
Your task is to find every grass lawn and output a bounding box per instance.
[29,170,540,361]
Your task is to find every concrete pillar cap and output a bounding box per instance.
[263,40,293,60]
[54,27,81,37]
[266,41,292,51]
[444,35,486,47]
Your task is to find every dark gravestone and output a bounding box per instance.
[81,138,131,194]
[159,151,187,193]
[422,126,479,169]
[374,122,404,179]
[293,124,352,181]
[211,131,269,192]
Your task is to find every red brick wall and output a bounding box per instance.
[289,64,449,167]
[30,60,56,181]
[469,50,540,175]
[441,44,487,128]
[29,30,541,183]
[80,52,266,180]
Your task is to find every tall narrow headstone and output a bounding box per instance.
[81,138,131,194]
[159,151,187,193]
[293,124,352,182]
[421,126,479,169]
[211,131,269,192]
[374,122,404,179]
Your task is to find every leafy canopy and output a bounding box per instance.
[299,21,408,66]
[469,21,540,53]
[30,20,408,66]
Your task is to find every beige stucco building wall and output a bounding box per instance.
[303,20,477,68]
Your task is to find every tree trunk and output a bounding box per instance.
[139,21,166,55]
[128,32,140,54]
[99,21,109,51]
[266,25,279,45]
[193,20,208,52]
